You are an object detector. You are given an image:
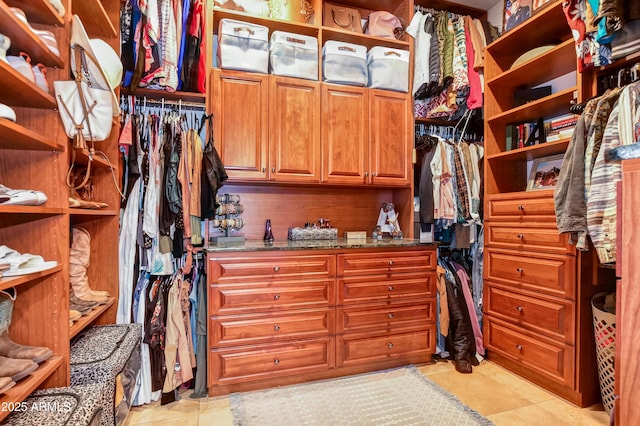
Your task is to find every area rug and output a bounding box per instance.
[230,365,494,425]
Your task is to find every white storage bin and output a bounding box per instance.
[270,31,318,80]
[367,46,409,92]
[217,19,269,73]
[322,41,367,86]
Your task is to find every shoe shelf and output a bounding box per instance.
[72,0,117,38]
[0,2,64,68]
[68,208,119,217]
[3,0,63,26]
[73,148,118,171]
[0,265,63,292]
[0,206,65,221]
[0,61,56,109]
[487,86,578,125]
[0,118,64,151]
[69,297,116,339]
[0,356,64,422]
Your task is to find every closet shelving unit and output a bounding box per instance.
[482,0,613,407]
[0,0,119,418]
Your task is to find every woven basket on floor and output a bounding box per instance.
[591,292,616,416]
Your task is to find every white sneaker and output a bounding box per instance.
[0,104,16,122]
[0,34,9,63]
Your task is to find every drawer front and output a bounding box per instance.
[210,338,335,385]
[487,194,555,221]
[486,223,575,255]
[338,272,435,305]
[337,302,434,334]
[485,284,574,342]
[485,249,575,299]
[337,330,433,367]
[210,309,335,347]
[209,253,335,282]
[210,278,335,315]
[338,250,436,276]
[485,319,574,388]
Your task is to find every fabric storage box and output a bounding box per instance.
[322,41,367,86]
[2,382,106,426]
[269,31,318,80]
[217,19,269,73]
[367,46,409,92]
[70,324,142,426]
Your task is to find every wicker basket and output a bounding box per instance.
[591,292,616,416]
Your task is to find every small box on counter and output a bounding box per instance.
[345,231,367,240]
[288,227,338,240]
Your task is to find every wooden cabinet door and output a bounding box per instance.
[369,89,410,186]
[212,68,268,181]
[321,83,368,185]
[269,76,320,183]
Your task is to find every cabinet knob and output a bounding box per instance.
[387,342,394,349]
[518,205,525,211]
[271,167,275,173]
[388,260,394,266]
[274,266,280,272]
[516,344,523,351]
[364,172,369,177]
[516,306,524,313]
[262,167,266,172]
[388,285,394,291]
[274,294,280,300]
[274,359,280,365]
[517,234,524,239]
[388,313,394,319]
[372,172,377,177]
[516,267,524,274]
[274,324,280,331]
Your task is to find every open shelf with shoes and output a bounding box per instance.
[69,297,116,339]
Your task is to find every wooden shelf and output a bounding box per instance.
[415,117,457,126]
[0,2,64,68]
[321,26,410,50]
[120,87,206,103]
[0,356,65,422]
[0,118,64,151]
[70,297,117,339]
[213,7,320,37]
[0,264,62,292]
[68,208,119,216]
[486,39,577,89]
[0,61,57,109]
[0,206,64,228]
[487,138,571,162]
[73,149,118,170]
[487,87,578,125]
[72,0,117,38]
[3,0,63,26]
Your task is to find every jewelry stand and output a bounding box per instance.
[211,193,245,244]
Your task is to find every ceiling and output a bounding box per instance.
[445,0,500,11]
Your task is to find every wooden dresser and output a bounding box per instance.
[206,242,436,396]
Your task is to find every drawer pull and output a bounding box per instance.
[516,344,523,351]
[274,359,280,365]
[274,325,280,331]
[388,260,394,266]
[388,313,394,319]
[516,267,524,274]
[274,294,281,300]
[516,306,524,313]
[517,234,524,239]
[388,285,395,291]
[518,205,525,211]
[274,266,280,272]
[387,342,394,349]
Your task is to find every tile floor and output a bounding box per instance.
[124,361,610,426]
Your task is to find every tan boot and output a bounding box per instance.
[0,376,15,394]
[70,227,110,303]
[69,293,96,314]
[69,309,82,322]
[0,355,38,382]
[0,289,53,364]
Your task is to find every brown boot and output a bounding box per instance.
[70,227,110,303]
[0,356,38,382]
[0,289,53,364]
[0,376,15,394]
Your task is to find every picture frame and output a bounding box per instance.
[532,0,553,13]
[527,154,564,191]
[504,0,533,33]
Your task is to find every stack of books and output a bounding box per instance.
[544,113,578,142]
[505,119,544,150]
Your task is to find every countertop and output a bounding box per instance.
[205,238,435,253]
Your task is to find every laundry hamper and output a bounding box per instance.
[70,324,142,426]
[591,292,616,416]
[1,382,105,426]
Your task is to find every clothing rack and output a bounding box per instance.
[414,4,462,19]
[598,62,640,93]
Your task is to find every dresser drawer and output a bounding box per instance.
[485,248,575,299]
[338,272,435,305]
[486,223,575,255]
[338,250,435,276]
[337,330,433,367]
[210,278,335,315]
[210,309,335,347]
[337,302,434,334]
[486,193,555,221]
[210,338,335,385]
[209,253,335,283]
[485,319,574,388]
[485,284,574,342]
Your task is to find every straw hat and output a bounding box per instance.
[70,15,122,115]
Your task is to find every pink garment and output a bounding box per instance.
[463,18,483,110]
[454,264,484,356]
